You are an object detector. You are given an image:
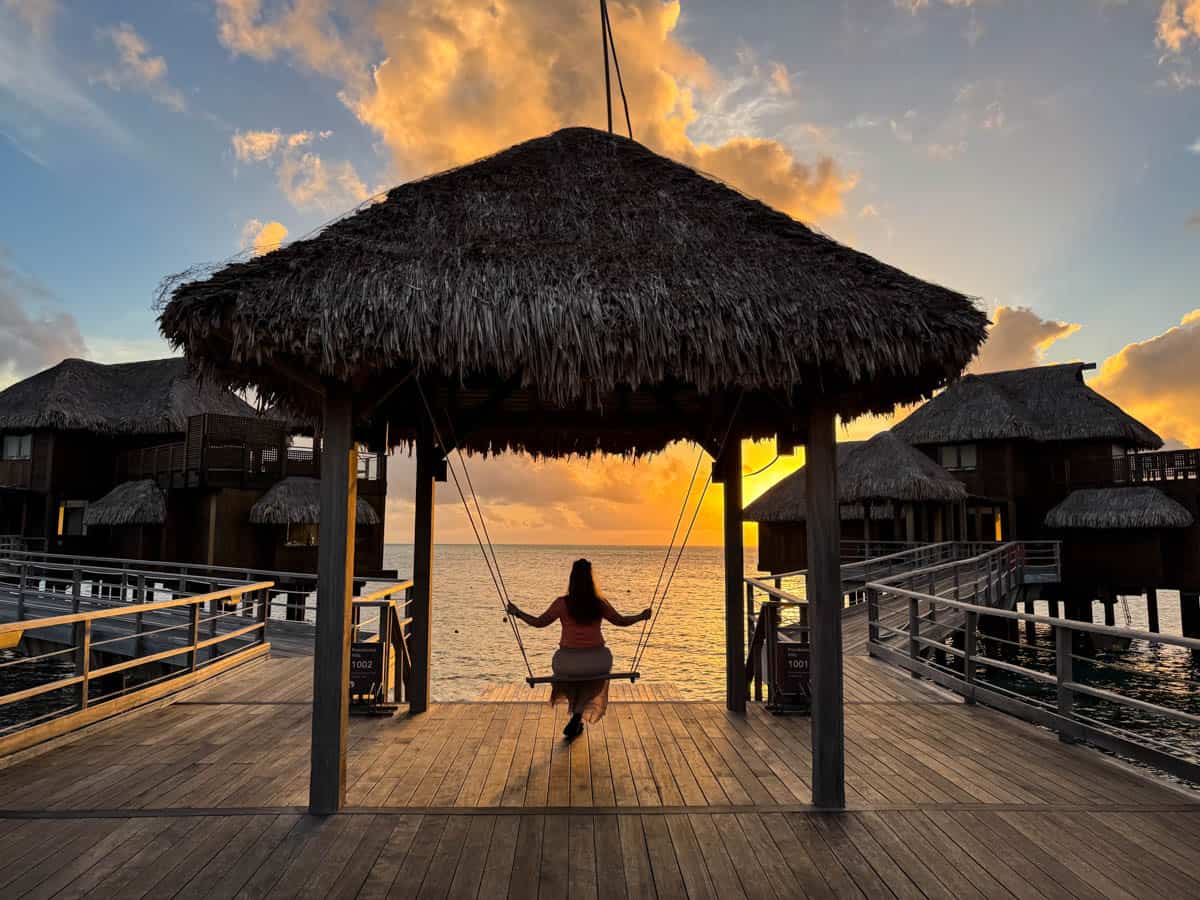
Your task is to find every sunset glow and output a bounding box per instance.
[2,1,1198,545]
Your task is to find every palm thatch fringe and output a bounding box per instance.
[160,128,987,456]
[249,477,381,526]
[83,480,167,526]
[1043,487,1194,529]
[0,358,256,435]
[894,363,1161,449]
[744,431,965,524]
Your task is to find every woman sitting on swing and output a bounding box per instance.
[507,559,650,740]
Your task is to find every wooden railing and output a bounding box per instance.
[350,584,413,708]
[0,549,409,627]
[0,578,274,755]
[865,543,1200,782]
[116,442,386,488]
[1114,447,1200,483]
[744,541,1061,707]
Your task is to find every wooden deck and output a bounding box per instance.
[1,650,1197,897]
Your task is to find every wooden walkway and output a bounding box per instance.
[1,651,1197,897]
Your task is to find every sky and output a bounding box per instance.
[1,0,1199,546]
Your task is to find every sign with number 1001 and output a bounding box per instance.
[776,643,810,704]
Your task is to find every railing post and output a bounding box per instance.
[74,619,92,710]
[1055,624,1075,743]
[188,602,201,672]
[963,610,977,704]
[866,588,879,646]
[17,563,27,620]
[71,568,82,614]
[908,596,920,675]
[207,580,219,661]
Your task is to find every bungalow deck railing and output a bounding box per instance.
[865,542,1200,782]
[115,441,387,490]
[744,541,1061,708]
[1114,447,1200,483]
[0,577,274,756]
[0,549,413,629]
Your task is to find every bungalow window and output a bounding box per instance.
[57,501,87,537]
[938,444,977,471]
[286,523,319,547]
[2,434,31,460]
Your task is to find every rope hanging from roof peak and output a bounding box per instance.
[600,0,633,140]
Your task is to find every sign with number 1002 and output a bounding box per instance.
[350,642,384,698]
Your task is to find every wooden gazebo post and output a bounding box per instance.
[407,419,437,714]
[310,384,358,815]
[806,402,845,808]
[718,437,746,713]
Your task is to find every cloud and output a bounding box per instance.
[232,129,282,161]
[0,247,87,388]
[926,139,967,160]
[0,16,132,148]
[231,127,370,211]
[215,0,856,222]
[769,62,791,95]
[1187,211,1200,226]
[1190,137,1200,153]
[2,0,57,39]
[240,218,289,255]
[94,23,186,112]
[277,151,370,210]
[1157,0,1200,54]
[858,203,880,218]
[1092,309,1200,446]
[970,305,1081,373]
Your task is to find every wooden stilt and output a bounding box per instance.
[1181,592,1200,641]
[720,437,746,713]
[806,403,844,809]
[406,421,437,714]
[308,384,357,816]
[1146,588,1159,634]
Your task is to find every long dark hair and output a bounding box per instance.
[564,559,604,623]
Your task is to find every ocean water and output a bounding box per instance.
[380,543,749,701]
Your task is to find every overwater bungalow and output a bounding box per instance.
[745,430,968,571]
[0,356,388,574]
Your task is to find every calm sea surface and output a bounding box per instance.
[378,543,748,701]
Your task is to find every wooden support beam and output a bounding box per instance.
[806,401,845,809]
[308,384,357,816]
[406,421,437,714]
[1146,588,1159,634]
[720,437,746,713]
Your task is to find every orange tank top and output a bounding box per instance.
[543,596,618,649]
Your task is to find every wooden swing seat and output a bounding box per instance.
[526,671,640,686]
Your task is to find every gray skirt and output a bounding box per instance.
[550,647,613,722]
[551,646,613,679]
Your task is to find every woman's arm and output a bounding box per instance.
[506,599,560,628]
[602,600,652,628]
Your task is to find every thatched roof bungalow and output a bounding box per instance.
[83,480,167,527]
[250,477,381,526]
[893,363,1162,449]
[745,432,965,524]
[159,125,988,812]
[0,357,255,435]
[1045,487,1194,530]
[745,431,967,571]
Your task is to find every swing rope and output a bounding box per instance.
[414,381,534,679]
[629,391,745,674]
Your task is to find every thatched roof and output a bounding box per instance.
[893,363,1161,449]
[83,480,166,526]
[744,431,966,523]
[249,477,381,526]
[160,127,987,458]
[0,357,257,435]
[1044,487,1194,530]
